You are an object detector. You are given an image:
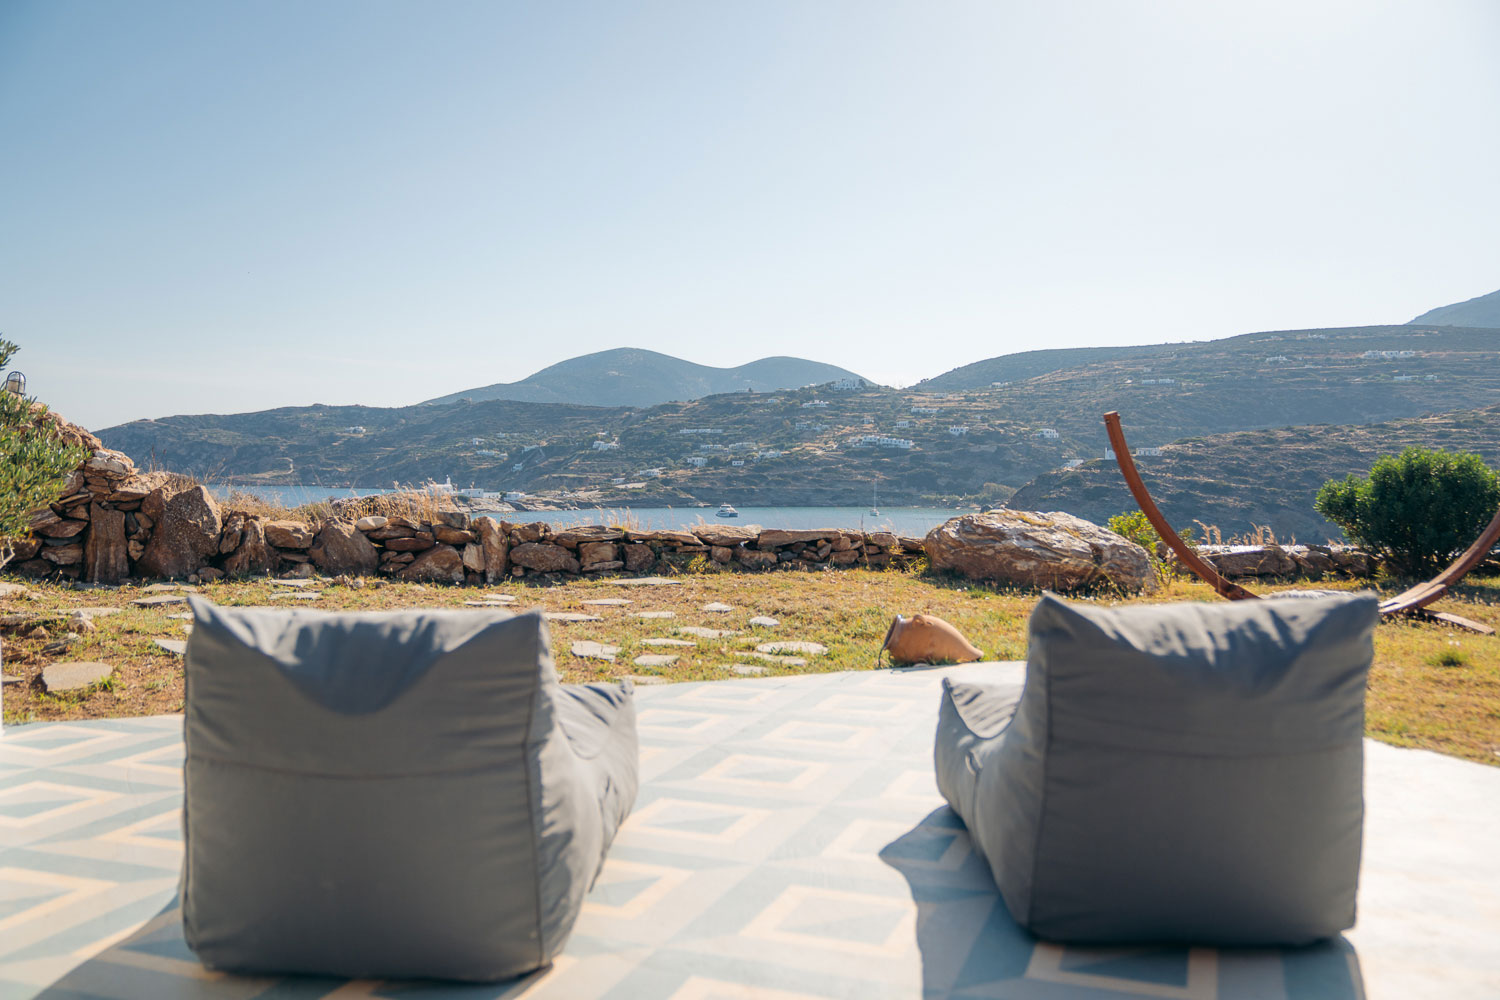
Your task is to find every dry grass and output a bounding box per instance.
[3,568,1497,766]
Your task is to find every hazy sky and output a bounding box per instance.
[4,1,1498,430]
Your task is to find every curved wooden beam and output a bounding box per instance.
[1103,411,1259,601]
[1102,410,1498,635]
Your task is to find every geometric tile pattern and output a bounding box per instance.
[3,664,1499,999]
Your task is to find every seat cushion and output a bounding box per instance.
[936,591,1377,946]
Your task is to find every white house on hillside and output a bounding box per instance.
[949,425,969,437]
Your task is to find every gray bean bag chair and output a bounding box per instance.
[935,591,1377,946]
[180,598,638,981]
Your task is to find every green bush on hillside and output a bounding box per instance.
[1314,446,1500,577]
[0,338,90,569]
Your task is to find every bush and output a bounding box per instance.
[1107,510,1161,553]
[1314,446,1500,576]
[0,339,91,568]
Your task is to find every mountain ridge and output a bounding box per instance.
[422,347,870,408]
[1410,287,1500,328]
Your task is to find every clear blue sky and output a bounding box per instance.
[4,1,1498,430]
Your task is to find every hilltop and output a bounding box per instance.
[422,348,869,407]
[96,324,1500,517]
[1410,287,1500,328]
[1009,404,1500,542]
[917,343,1180,391]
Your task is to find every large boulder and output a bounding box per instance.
[263,520,315,549]
[925,510,1154,593]
[224,518,278,577]
[309,520,380,576]
[136,484,222,579]
[397,544,465,584]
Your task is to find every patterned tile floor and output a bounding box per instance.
[3,664,1498,1000]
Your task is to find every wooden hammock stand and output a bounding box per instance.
[1103,411,1499,635]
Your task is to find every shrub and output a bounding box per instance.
[1107,510,1160,552]
[1314,446,1500,576]
[0,339,91,568]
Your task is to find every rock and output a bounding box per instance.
[510,542,580,574]
[71,605,123,619]
[626,529,698,546]
[899,536,926,553]
[383,534,436,552]
[1328,547,1374,576]
[137,484,222,579]
[553,526,624,549]
[925,510,1154,593]
[678,626,740,639]
[464,600,514,608]
[633,654,677,668]
[11,537,42,562]
[31,507,88,538]
[737,549,778,568]
[867,531,899,551]
[571,641,620,662]
[154,638,187,655]
[757,529,834,549]
[432,524,476,545]
[0,582,34,600]
[270,579,312,588]
[473,517,510,583]
[512,522,547,543]
[41,661,114,693]
[108,469,174,504]
[692,524,760,547]
[68,613,97,633]
[355,515,388,531]
[309,520,380,575]
[284,561,317,579]
[1288,545,1337,576]
[481,593,518,604]
[641,637,696,647]
[545,612,603,623]
[701,602,733,613]
[749,616,780,627]
[730,664,769,676]
[278,550,311,563]
[262,520,315,549]
[224,518,277,576]
[1185,544,1297,578]
[621,544,655,572]
[431,510,471,530]
[829,550,860,566]
[633,610,675,619]
[367,524,417,541]
[710,546,734,564]
[583,598,632,607]
[461,543,485,573]
[41,542,84,566]
[578,541,619,569]
[78,503,124,584]
[15,558,52,577]
[582,560,624,573]
[219,513,245,554]
[0,674,20,686]
[396,545,465,584]
[755,641,827,656]
[739,652,807,666]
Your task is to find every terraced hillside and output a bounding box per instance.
[1009,405,1500,543]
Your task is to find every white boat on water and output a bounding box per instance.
[716,504,739,518]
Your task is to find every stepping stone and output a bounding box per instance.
[701,602,733,613]
[633,654,678,668]
[611,577,681,587]
[132,594,187,607]
[1,673,22,686]
[0,582,34,600]
[582,598,632,607]
[270,579,312,588]
[626,674,668,685]
[571,641,620,662]
[632,611,675,620]
[464,600,516,608]
[677,626,740,639]
[546,612,603,623]
[154,639,187,655]
[41,661,113,694]
[740,652,807,666]
[482,594,518,604]
[730,664,769,676]
[142,583,198,594]
[167,612,194,621]
[755,641,827,656]
[71,606,123,618]
[641,638,696,648]
[748,616,780,628]
[269,592,322,600]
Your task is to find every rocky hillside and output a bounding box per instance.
[97,324,1500,510]
[917,344,1177,391]
[1008,404,1500,543]
[1410,287,1500,328]
[423,348,869,407]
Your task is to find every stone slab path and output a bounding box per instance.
[153,639,186,656]
[748,616,780,627]
[40,661,113,694]
[700,602,733,613]
[611,577,681,587]
[546,612,603,623]
[632,654,678,668]
[756,640,827,656]
[131,595,187,608]
[570,641,619,662]
[582,598,632,607]
[641,638,696,648]
[632,611,675,620]
[677,626,740,639]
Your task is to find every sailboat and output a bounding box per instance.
[870,483,879,517]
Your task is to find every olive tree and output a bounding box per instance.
[0,339,89,570]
